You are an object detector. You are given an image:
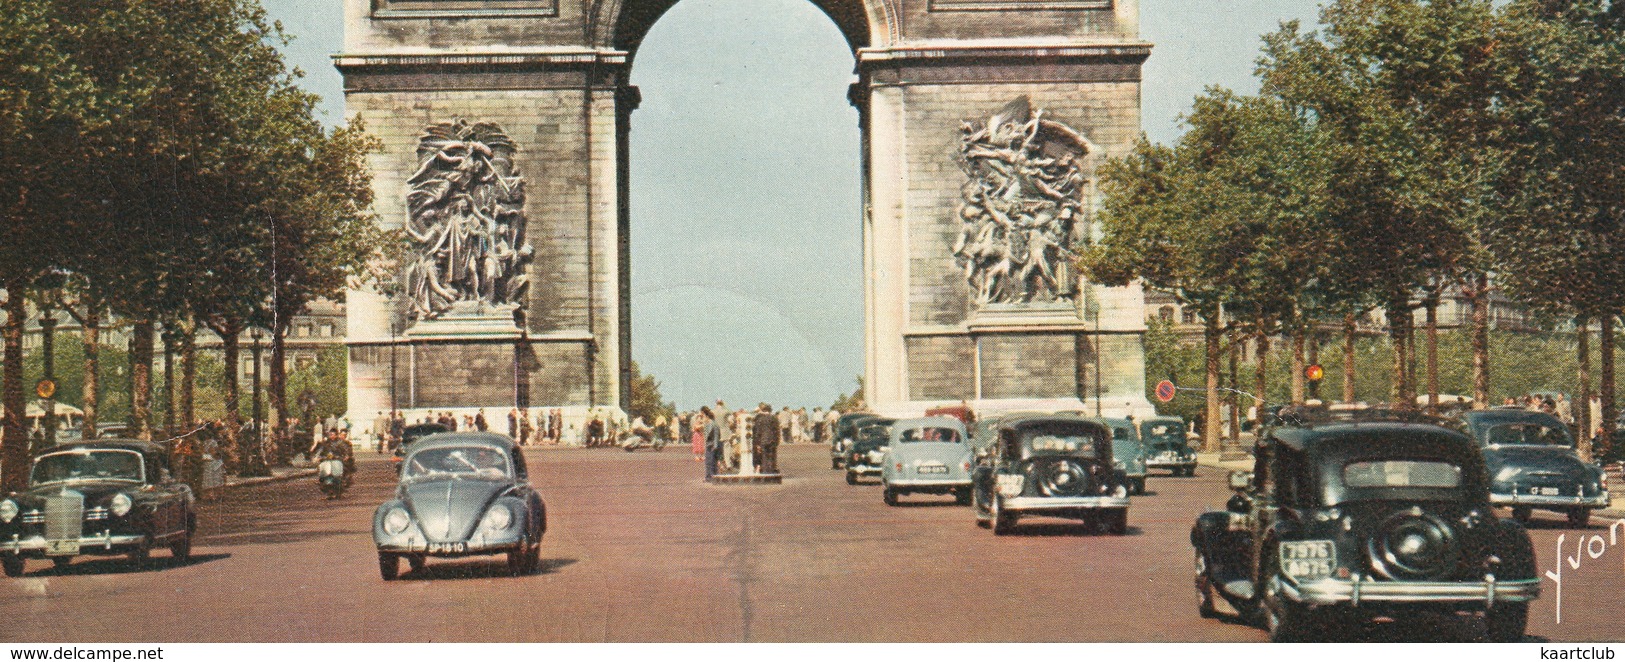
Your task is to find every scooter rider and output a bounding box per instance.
[311,429,356,485]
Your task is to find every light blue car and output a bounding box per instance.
[1102,418,1147,495]
[881,417,973,506]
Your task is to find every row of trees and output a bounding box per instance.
[1085,0,1625,457]
[0,0,388,490]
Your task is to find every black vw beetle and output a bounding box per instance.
[1191,412,1539,642]
[971,415,1130,535]
[374,433,546,579]
[0,441,195,576]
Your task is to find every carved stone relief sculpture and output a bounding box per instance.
[402,119,534,320]
[951,96,1089,307]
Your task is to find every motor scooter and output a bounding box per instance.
[619,427,665,452]
[317,455,348,499]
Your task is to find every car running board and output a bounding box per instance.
[1221,579,1256,600]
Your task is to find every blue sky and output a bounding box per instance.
[262,0,1323,410]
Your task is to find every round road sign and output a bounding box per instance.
[1154,380,1176,403]
[1306,364,1325,382]
[35,378,55,399]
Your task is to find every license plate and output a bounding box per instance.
[427,542,466,554]
[1279,540,1335,581]
[45,540,79,556]
[918,465,948,474]
[1529,486,1561,496]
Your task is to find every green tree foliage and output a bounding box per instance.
[831,376,866,413]
[626,361,674,422]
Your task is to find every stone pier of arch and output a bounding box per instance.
[340,0,1157,425]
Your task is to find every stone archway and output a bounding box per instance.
[339,0,1155,423]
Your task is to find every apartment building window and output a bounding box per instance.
[1159,306,1175,322]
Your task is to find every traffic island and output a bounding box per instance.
[710,473,782,485]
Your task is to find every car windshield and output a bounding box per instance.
[1110,426,1136,441]
[1142,423,1183,443]
[1025,434,1095,455]
[1342,460,1463,489]
[899,427,961,443]
[31,449,144,485]
[1480,421,1571,447]
[402,446,510,480]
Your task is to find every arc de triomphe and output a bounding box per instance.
[340,0,1154,422]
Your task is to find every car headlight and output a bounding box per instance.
[481,504,514,531]
[110,493,132,517]
[384,507,411,534]
[0,499,15,523]
[1112,484,1128,498]
[1113,460,1125,469]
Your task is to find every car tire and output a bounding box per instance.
[1133,478,1146,495]
[1568,508,1591,528]
[169,530,192,561]
[51,557,72,571]
[1484,603,1528,642]
[407,555,426,573]
[831,458,841,470]
[992,497,1016,536]
[127,538,151,566]
[955,488,972,506]
[1262,554,1315,642]
[1101,508,1128,535]
[1511,506,1533,524]
[1194,550,1218,619]
[379,552,401,581]
[2,555,24,577]
[845,470,857,486]
[883,486,899,506]
[526,541,542,573]
[507,549,528,576]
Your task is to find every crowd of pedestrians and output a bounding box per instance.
[666,401,838,480]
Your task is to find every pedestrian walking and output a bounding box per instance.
[701,407,721,481]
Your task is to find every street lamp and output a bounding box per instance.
[513,308,529,445]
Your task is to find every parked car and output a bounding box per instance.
[830,413,879,470]
[1141,416,1196,477]
[923,405,975,426]
[374,433,546,579]
[1190,418,1539,642]
[0,440,195,576]
[970,415,1130,535]
[969,415,1003,456]
[844,418,896,485]
[392,423,451,474]
[1459,409,1608,527]
[880,417,973,506]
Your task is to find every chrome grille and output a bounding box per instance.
[44,492,84,541]
[84,507,108,521]
[21,511,43,524]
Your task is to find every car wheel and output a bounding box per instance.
[379,552,400,581]
[992,496,1016,536]
[2,555,24,577]
[1511,506,1533,524]
[973,487,992,528]
[1101,508,1128,535]
[955,488,972,506]
[1133,478,1146,495]
[525,541,542,573]
[507,548,528,576]
[51,557,72,571]
[407,555,426,573]
[169,530,192,561]
[1262,555,1315,642]
[1484,603,1528,642]
[883,486,899,506]
[845,470,857,485]
[1194,550,1218,619]
[831,458,841,470]
[1568,508,1592,528]
[127,539,151,566]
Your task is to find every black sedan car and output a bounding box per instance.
[1191,419,1539,642]
[0,441,196,576]
[391,423,451,474]
[1460,409,1608,527]
[843,418,896,485]
[830,412,879,470]
[374,433,546,579]
[971,415,1130,535]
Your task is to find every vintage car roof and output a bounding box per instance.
[889,417,966,440]
[999,413,1107,431]
[1270,422,1476,458]
[407,432,517,452]
[1459,409,1564,424]
[42,439,168,457]
[1142,415,1184,424]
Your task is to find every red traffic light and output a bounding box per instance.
[1306,364,1324,382]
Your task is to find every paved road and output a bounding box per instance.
[1,445,1620,642]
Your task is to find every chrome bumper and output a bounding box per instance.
[1490,491,1609,508]
[1,531,145,555]
[1003,495,1130,511]
[887,478,971,488]
[1146,459,1196,469]
[848,464,883,476]
[1281,574,1541,607]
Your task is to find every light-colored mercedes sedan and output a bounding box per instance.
[880,417,973,506]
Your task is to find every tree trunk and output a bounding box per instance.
[1599,316,1615,462]
[1578,316,1593,462]
[1291,328,1306,405]
[1470,274,1490,410]
[1390,295,1414,409]
[1253,332,1270,426]
[2,284,27,492]
[129,321,154,440]
[81,307,100,438]
[1204,317,1221,453]
[215,321,243,472]
[162,331,175,437]
[1228,336,1240,445]
[270,323,288,464]
[180,325,196,428]
[1425,296,1439,413]
[1343,313,1357,404]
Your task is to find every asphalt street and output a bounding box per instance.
[1,445,1620,642]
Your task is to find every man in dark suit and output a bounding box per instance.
[752,403,781,474]
[701,407,721,481]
